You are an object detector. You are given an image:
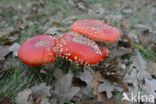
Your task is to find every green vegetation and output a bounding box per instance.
[134,44,156,61]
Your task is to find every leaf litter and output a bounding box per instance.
[0,0,156,104]
[16,83,51,104]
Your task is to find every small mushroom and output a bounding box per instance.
[18,35,56,66]
[54,34,108,66]
[71,19,120,42]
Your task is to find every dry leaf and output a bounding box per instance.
[144,79,156,98]
[111,47,132,57]
[124,51,151,84]
[53,69,64,81]
[124,50,152,96]
[0,43,20,62]
[88,3,105,19]
[75,66,94,96]
[16,83,51,104]
[0,29,19,44]
[9,43,20,56]
[31,83,51,98]
[32,83,51,104]
[147,62,156,76]
[53,72,80,102]
[40,98,50,104]
[128,32,139,43]
[0,97,12,104]
[45,28,60,36]
[63,16,77,25]
[99,57,123,84]
[118,34,131,48]
[67,0,87,11]
[0,45,10,62]
[93,71,106,102]
[16,89,32,104]
[98,79,123,99]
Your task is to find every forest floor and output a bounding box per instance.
[0,0,156,104]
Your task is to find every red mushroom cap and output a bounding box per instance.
[54,34,108,65]
[71,19,120,42]
[18,35,56,66]
[99,47,109,61]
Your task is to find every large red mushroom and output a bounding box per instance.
[71,19,120,42]
[18,35,56,66]
[54,34,109,65]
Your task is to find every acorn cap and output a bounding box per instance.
[71,19,120,42]
[18,35,56,66]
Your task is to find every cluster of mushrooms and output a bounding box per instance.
[18,19,120,66]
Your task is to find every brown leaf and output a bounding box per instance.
[0,97,12,104]
[88,3,105,19]
[144,79,156,99]
[0,45,10,62]
[76,99,115,104]
[74,67,94,96]
[9,43,20,56]
[16,83,51,104]
[53,72,80,102]
[99,58,123,84]
[0,43,20,63]
[31,83,51,98]
[0,29,19,44]
[93,71,105,102]
[147,62,156,77]
[118,34,132,48]
[98,79,123,99]
[16,89,33,104]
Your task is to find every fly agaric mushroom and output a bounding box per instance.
[54,34,109,65]
[18,35,56,66]
[71,19,120,42]
[99,47,109,61]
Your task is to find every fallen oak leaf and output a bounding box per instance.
[74,66,94,96]
[123,50,152,98]
[0,43,20,62]
[9,42,20,56]
[53,69,64,81]
[98,79,123,99]
[16,89,33,104]
[63,87,80,101]
[31,83,51,104]
[16,83,51,104]
[93,71,105,102]
[0,96,12,104]
[0,45,10,62]
[144,79,156,99]
[40,98,50,104]
[31,83,51,98]
[147,62,156,77]
[92,71,116,103]
[99,57,124,84]
[124,50,151,87]
[53,72,80,102]
[0,29,19,45]
[118,34,132,48]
